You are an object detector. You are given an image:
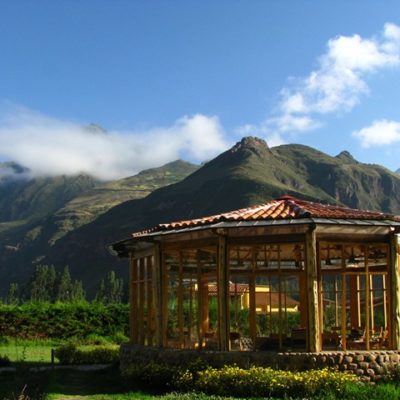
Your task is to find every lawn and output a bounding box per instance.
[0,338,57,363]
[0,338,118,363]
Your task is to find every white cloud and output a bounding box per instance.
[279,23,400,119]
[0,106,229,180]
[240,22,400,143]
[352,119,400,148]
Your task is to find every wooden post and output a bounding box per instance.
[364,246,370,350]
[146,255,154,346]
[299,272,308,328]
[138,257,145,345]
[248,246,257,345]
[390,233,400,349]
[349,276,360,328]
[129,254,139,344]
[178,252,184,348]
[201,283,209,335]
[161,248,169,348]
[305,227,321,352]
[153,242,163,347]
[217,235,230,351]
[196,252,203,349]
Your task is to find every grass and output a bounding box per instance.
[0,338,58,363]
[0,338,119,364]
[1,366,400,400]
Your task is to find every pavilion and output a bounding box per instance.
[111,195,400,353]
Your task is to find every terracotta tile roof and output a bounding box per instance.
[132,195,400,238]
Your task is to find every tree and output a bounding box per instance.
[29,265,56,302]
[71,280,86,302]
[95,271,124,303]
[56,266,73,302]
[6,283,19,305]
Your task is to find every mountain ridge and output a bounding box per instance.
[1,137,400,297]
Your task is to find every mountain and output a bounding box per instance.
[37,137,400,296]
[2,137,400,297]
[0,160,198,294]
[396,168,400,174]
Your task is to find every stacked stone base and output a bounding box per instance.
[120,343,400,382]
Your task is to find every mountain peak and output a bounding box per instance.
[335,150,357,163]
[230,137,271,157]
[84,123,107,135]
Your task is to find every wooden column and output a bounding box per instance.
[305,227,321,352]
[249,246,257,344]
[129,253,138,344]
[365,247,371,350]
[138,257,145,345]
[299,271,308,328]
[161,247,169,347]
[217,235,230,351]
[146,255,154,346]
[390,233,400,349]
[349,276,360,328]
[196,253,204,349]
[178,252,184,348]
[153,242,164,347]
[201,283,209,334]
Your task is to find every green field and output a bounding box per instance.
[0,339,56,363]
[0,338,119,364]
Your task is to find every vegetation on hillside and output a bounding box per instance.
[2,137,400,297]
[0,160,197,297]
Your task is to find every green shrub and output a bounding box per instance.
[0,302,129,339]
[125,363,359,398]
[54,343,119,365]
[123,362,183,390]
[192,366,358,398]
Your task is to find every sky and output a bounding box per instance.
[1,1,400,180]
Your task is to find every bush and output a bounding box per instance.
[123,362,184,390]
[54,343,119,365]
[0,302,129,339]
[124,362,359,398]
[192,366,359,398]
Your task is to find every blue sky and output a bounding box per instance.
[1,1,400,179]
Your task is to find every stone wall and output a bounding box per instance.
[120,343,400,382]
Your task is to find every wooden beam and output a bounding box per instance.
[365,246,370,350]
[196,252,204,349]
[390,234,400,349]
[349,275,360,328]
[161,247,169,348]
[153,242,163,347]
[249,250,256,345]
[217,235,230,351]
[305,227,321,352]
[146,255,154,346]
[178,252,184,348]
[138,257,145,345]
[129,254,138,344]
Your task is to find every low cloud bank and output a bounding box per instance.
[0,106,229,180]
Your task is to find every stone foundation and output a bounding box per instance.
[120,343,400,382]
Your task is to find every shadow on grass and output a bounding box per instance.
[0,366,161,399]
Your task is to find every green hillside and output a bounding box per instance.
[0,160,198,295]
[2,137,400,297]
[40,137,400,296]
